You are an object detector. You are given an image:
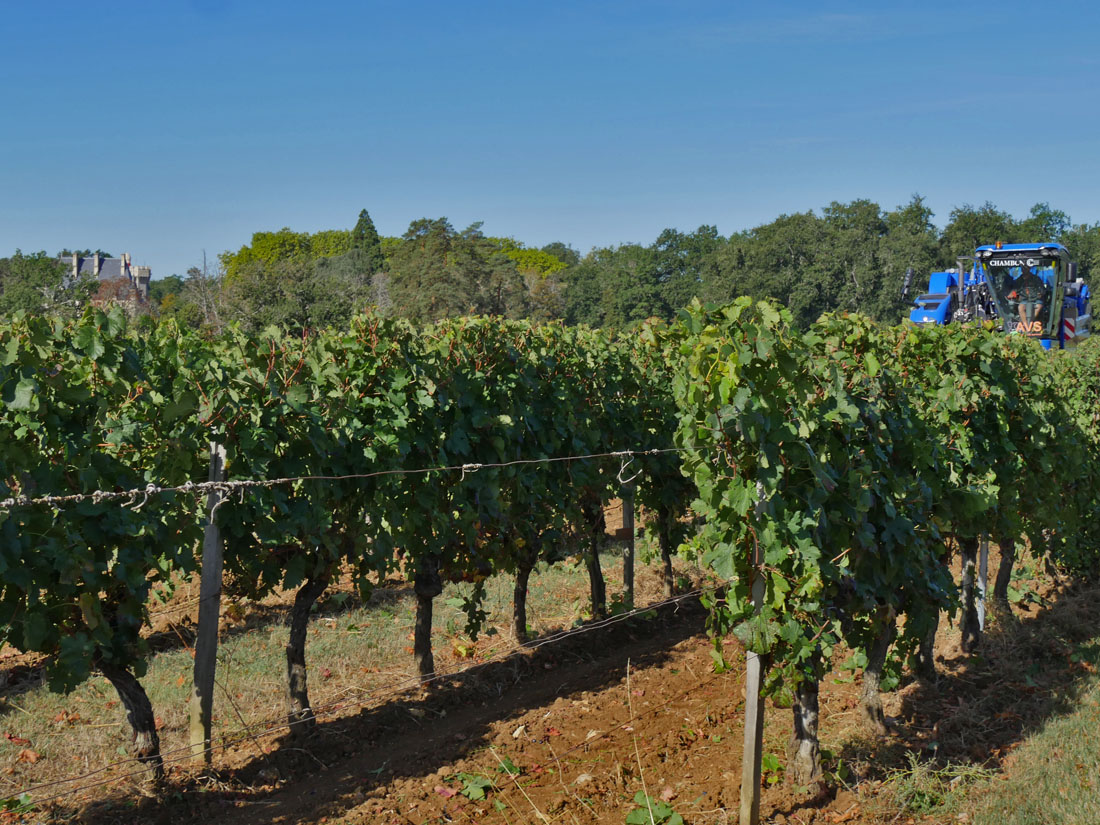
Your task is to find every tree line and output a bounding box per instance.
[4,199,1100,330]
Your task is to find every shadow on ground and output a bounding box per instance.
[836,577,1100,780]
[57,595,709,825]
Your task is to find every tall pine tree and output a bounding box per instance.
[351,209,385,274]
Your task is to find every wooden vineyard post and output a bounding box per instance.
[978,534,989,631]
[622,484,635,608]
[740,482,767,825]
[190,441,226,765]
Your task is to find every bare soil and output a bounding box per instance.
[8,544,1100,825]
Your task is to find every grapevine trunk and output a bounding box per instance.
[993,535,1017,614]
[414,558,443,682]
[860,610,897,737]
[788,669,822,787]
[513,550,536,645]
[96,655,164,781]
[915,607,939,680]
[656,504,676,599]
[286,569,332,730]
[582,494,607,618]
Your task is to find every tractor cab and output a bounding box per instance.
[976,243,1091,349]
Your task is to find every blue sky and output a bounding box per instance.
[2,1,1099,278]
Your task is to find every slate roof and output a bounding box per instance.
[73,257,126,281]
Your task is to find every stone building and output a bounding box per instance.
[68,252,152,302]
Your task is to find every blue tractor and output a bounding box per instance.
[907,243,1091,349]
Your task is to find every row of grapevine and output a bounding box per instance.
[3,299,1099,802]
[672,297,1100,790]
[0,308,692,775]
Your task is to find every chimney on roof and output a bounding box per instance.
[92,252,99,278]
[72,253,78,279]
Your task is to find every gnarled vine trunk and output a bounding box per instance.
[914,539,954,679]
[860,608,897,737]
[414,557,443,682]
[788,663,822,787]
[96,655,163,781]
[513,541,539,645]
[656,504,676,599]
[992,535,1016,616]
[581,493,607,619]
[914,607,939,680]
[286,569,332,730]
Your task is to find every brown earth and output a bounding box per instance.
[9,543,1100,825]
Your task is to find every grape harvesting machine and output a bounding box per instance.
[908,242,1091,349]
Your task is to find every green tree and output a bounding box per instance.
[819,199,888,315]
[57,248,114,259]
[488,238,569,277]
[311,249,379,324]
[875,195,940,323]
[220,227,354,282]
[220,255,373,333]
[651,225,724,310]
[310,229,354,258]
[701,210,834,329]
[1017,202,1071,242]
[0,250,95,316]
[524,270,566,322]
[561,257,604,326]
[1061,222,1100,282]
[563,244,668,327]
[386,219,476,320]
[385,218,526,321]
[148,274,185,307]
[350,208,386,274]
[541,241,580,267]
[938,202,1016,266]
[487,239,572,323]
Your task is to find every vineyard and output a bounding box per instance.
[2,300,1100,823]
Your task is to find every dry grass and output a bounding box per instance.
[969,675,1100,824]
[823,546,1100,823]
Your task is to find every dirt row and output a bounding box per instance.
[12,547,1100,824]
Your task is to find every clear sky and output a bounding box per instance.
[2,0,1099,278]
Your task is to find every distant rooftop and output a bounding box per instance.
[61,252,151,300]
